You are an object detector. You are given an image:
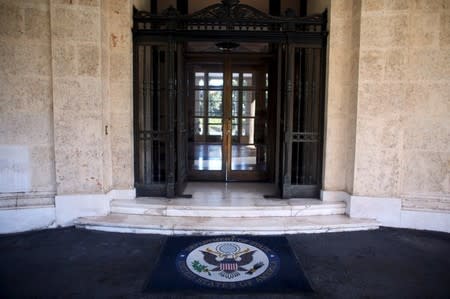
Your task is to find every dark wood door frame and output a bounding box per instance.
[186,54,272,182]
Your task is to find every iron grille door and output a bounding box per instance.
[134,43,171,196]
[281,45,326,198]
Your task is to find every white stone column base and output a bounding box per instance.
[348,195,450,233]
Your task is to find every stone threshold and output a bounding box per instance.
[111,197,346,217]
[75,214,379,235]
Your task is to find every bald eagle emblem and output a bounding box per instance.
[199,243,263,279]
[177,238,279,287]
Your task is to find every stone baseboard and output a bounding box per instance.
[55,189,136,226]
[0,206,56,234]
[348,194,450,233]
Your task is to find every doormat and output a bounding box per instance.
[143,236,313,295]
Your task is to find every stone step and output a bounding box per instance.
[110,198,346,217]
[75,214,378,235]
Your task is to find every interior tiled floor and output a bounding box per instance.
[183,182,278,201]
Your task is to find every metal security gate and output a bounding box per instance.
[281,46,326,198]
[133,0,327,198]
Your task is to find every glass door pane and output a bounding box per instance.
[230,70,268,172]
[189,68,224,173]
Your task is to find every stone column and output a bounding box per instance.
[50,0,111,224]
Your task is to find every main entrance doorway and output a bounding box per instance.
[132,0,328,198]
[187,58,270,181]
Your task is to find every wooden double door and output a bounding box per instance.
[187,56,272,181]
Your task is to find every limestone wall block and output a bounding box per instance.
[30,145,56,192]
[54,116,102,149]
[110,52,131,81]
[322,137,350,190]
[25,7,50,40]
[345,142,356,192]
[412,0,449,11]
[354,147,400,196]
[77,44,100,77]
[440,12,450,47]
[356,117,401,149]
[0,112,53,145]
[110,31,130,50]
[362,0,384,12]
[330,0,353,16]
[0,42,15,76]
[403,117,450,152]
[359,49,385,81]
[387,14,409,47]
[111,144,133,188]
[409,12,441,47]
[401,150,449,194]
[329,17,352,48]
[110,82,131,113]
[385,0,411,11]
[52,43,77,77]
[385,49,409,80]
[0,2,24,37]
[54,146,104,194]
[0,76,52,114]
[328,47,354,82]
[53,78,102,119]
[110,112,132,142]
[78,0,100,7]
[360,15,389,48]
[325,115,354,143]
[326,83,354,116]
[357,82,405,118]
[405,83,450,118]
[14,43,51,76]
[52,7,100,42]
[408,48,446,80]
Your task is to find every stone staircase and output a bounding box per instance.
[75,197,379,235]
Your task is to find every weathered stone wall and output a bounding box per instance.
[310,0,361,195]
[50,0,133,195]
[50,0,105,194]
[353,0,450,211]
[108,0,134,189]
[0,0,55,204]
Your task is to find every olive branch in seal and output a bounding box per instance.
[192,260,211,276]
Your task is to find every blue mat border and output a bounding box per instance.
[143,235,314,295]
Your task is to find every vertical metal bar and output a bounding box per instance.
[176,42,186,195]
[310,48,317,185]
[301,48,309,185]
[133,42,140,188]
[148,46,154,184]
[155,46,161,182]
[274,45,282,188]
[143,46,148,184]
[295,48,302,185]
[318,12,328,190]
[282,44,295,198]
[166,40,176,197]
[224,55,232,179]
[308,48,314,184]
